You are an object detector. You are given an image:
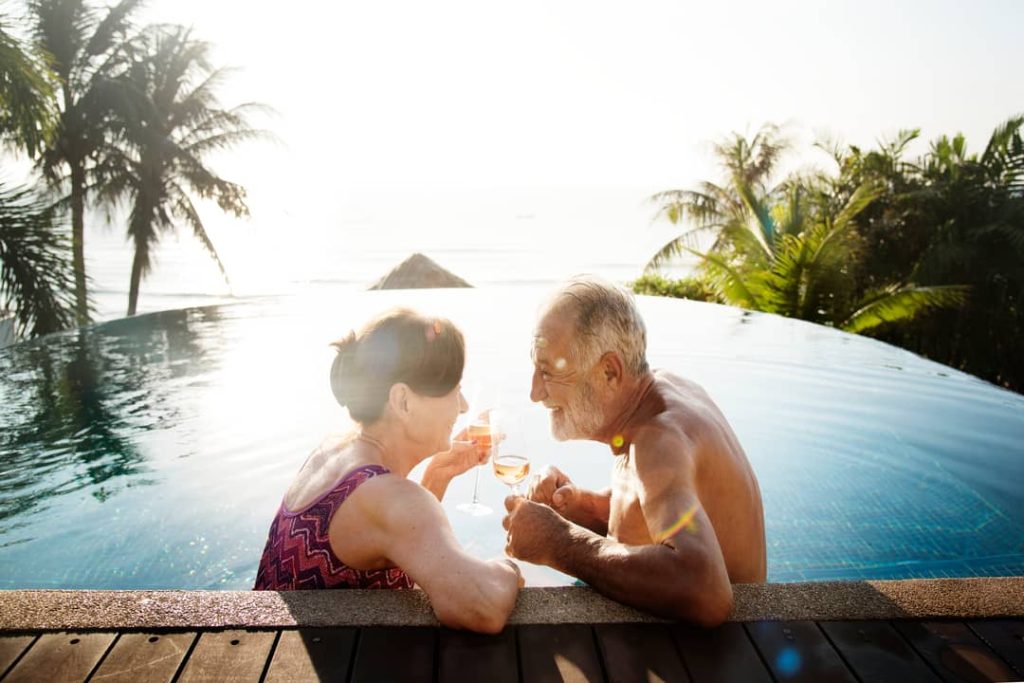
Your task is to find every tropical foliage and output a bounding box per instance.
[1,0,263,343]
[94,25,265,315]
[0,181,76,336]
[641,118,1024,391]
[30,0,143,324]
[0,14,54,155]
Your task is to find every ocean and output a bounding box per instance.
[83,186,699,322]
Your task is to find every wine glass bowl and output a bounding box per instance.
[493,454,530,492]
[490,410,531,495]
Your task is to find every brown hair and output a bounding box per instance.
[329,308,465,423]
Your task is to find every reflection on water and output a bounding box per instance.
[1,287,1023,588]
[0,309,223,533]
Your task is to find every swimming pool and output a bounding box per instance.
[1,287,1022,588]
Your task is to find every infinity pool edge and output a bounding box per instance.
[1,578,1022,631]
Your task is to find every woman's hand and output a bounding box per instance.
[421,440,488,501]
[431,439,489,478]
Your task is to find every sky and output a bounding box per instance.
[134,0,1024,188]
[19,0,1024,313]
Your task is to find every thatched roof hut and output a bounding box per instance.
[368,253,473,290]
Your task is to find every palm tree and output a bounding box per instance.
[693,180,966,333]
[0,181,77,338]
[0,14,55,156]
[649,128,965,334]
[0,12,74,340]
[95,25,266,316]
[647,125,789,270]
[890,116,1024,386]
[30,0,143,324]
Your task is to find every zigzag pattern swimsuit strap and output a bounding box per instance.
[253,464,415,590]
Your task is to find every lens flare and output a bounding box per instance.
[555,357,567,370]
[612,434,625,449]
[654,503,699,542]
[776,647,801,676]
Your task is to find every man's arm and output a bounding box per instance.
[504,433,732,626]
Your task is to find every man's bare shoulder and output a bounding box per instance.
[629,421,696,479]
[643,372,723,436]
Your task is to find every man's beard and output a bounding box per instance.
[550,377,605,441]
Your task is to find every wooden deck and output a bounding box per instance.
[2,618,1022,682]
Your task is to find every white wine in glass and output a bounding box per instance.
[491,410,530,495]
[493,455,531,493]
[456,416,493,516]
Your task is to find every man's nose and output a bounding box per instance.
[530,369,546,403]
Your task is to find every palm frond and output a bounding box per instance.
[690,248,759,309]
[0,181,77,337]
[0,19,57,156]
[83,0,142,58]
[840,284,968,334]
[169,188,229,283]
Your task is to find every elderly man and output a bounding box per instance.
[502,276,765,626]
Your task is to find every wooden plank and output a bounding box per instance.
[670,622,771,683]
[820,620,940,682]
[595,623,690,683]
[745,620,856,683]
[895,620,1016,683]
[438,627,517,683]
[89,632,196,683]
[518,624,604,683]
[350,627,435,683]
[3,631,116,683]
[176,629,276,683]
[0,636,36,678]
[968,619,1024,678]
[264,628,356,683]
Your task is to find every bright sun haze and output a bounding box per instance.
[70,0,1024,315]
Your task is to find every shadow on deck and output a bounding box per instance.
[1,578,1022,681]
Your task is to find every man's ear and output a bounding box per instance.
[388,383,412,421]
[599,351,624,388]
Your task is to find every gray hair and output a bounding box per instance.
[547,275,649,376]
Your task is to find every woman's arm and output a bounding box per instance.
[333,477,519,633]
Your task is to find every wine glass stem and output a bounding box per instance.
[471,466,482,503]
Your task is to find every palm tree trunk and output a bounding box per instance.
[127,245,144,317]
[70,164,88,325]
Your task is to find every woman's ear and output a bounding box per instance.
[389,383,412,421]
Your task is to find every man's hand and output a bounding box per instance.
[527,465,609,534]
[502,496,568,567]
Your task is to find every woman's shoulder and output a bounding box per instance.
[347,471,442,527]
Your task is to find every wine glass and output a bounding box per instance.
[455,407,494,516]
[491,410,531,495]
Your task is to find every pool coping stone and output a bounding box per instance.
[1,577,1022,631]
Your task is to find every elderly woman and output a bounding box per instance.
[254,308,520,633]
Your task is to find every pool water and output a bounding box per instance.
[1,287,1022,588]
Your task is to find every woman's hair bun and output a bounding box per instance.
[328,309,465,424]
[329,331,358,406]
